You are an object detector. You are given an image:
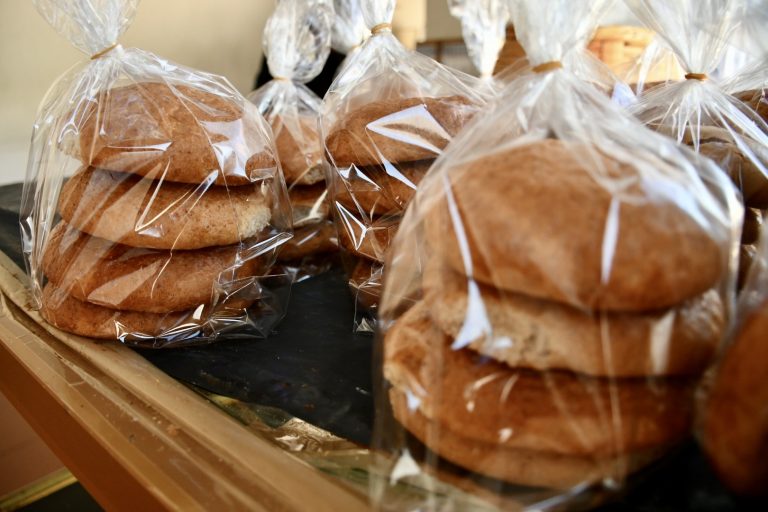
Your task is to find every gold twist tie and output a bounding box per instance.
[371,23,392,35]
[91,43,118,60]
[273,76,291,82]
[532,60,563,74]
[685,72,708,81]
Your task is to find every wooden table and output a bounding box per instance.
[0,251,370,511]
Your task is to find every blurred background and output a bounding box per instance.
[0,0,644,187]
[0,0,763,187]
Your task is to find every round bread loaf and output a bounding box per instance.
[348,258,382,311]
[289,184,330,228]
[702,299,768,496]
[742,208,764,245]
[325,96,477,168]
[384,303,693,457]
[78,82,277,186]
[735,89,767,124]
[738,244,757,290]
[334,159,433,217]
[273,114,326,185]
[59,167,272,250]
[278,221,338,261]
[389,387,662,489]
[41,284,193,340]
[42,222,265,313]
[698,140,768,209]
[337,212,398,263]
[425,139,727,312]
[423,263,724,377]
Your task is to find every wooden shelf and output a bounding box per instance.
[0,251,370,511]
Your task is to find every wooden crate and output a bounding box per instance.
[495,24,683,84]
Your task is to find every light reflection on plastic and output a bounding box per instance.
[389,449,421,484]
[366,105,449,155]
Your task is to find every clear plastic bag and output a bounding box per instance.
[626,0,768,290]
[249,0,337,278]
[700,216,768,496]
[331,0,368,75]
[20,0,292,347]
[319,0,487,331]
[494,6,633,106]
[451,0,509,80]
[717,0,768,80]
[371,0,743,508]
[619,36,684,97]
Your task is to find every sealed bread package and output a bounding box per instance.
[727,58,768,126]
[450,0,509,81]
[331,0,368,75]
[619,36,684,97]
[20,0,292,347]
[320,0,486,330]
[494,6,632,104]
[249,0,337,277]
[371,0,743,508]
[701,217,768,497]
[626,0,768,288]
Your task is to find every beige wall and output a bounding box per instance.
[0,0,273,185]
[425,0,461,40]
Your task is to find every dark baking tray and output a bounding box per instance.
[0,183,754,510]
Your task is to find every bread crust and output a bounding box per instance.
[78,82,277,186]
[42,222,265,313]
[273,114,326,185]
[59,167,272,250]
[337,212,399,263]
[278,221,337,261]
[384,303,693,457]
[325,96,477,167]
[423,263,724,377]
[288,184,330,228]
[389,387,663,489]
[333,159,433,217]
[348,258,382,311]
[698,140,768,209]
[41,283,194,340]
[735,89,767,124]
[41,283,254,341]
[425,139,726,311]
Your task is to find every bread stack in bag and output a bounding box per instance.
[385,140,730,489]
[320,0,485,327]
[373,0,742,507]
[625,0,768,290]
[249,0,338,271]
[701,215,768,497]
[725,57,768,288]
[21,0,291,346]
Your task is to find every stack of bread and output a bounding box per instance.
[38,82,289,343]
[248,0,337,269]
[624,0,768,289]
[259,108,336,266]
[325,95,478,312]
[681,126,768,289]
[383,139,731,489]
[727,61,768,287]
[320,0,485,323]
